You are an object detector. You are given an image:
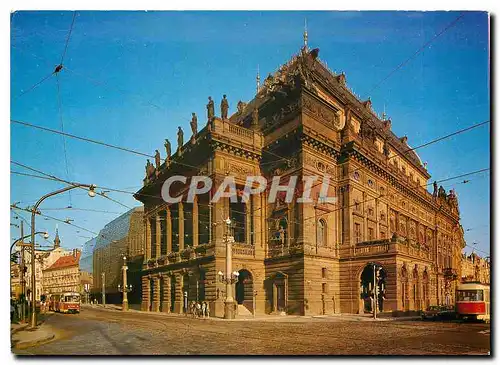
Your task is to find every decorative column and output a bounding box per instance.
[161,274,171,313]
[174,274,184,313]
[152,276,161,312]
[246,198,252,245]
[141,275,150,311]
[166,207,172,254]
[178,202,185,251]
[155,215,161,258]
[145,218,152,260]
[192,197,199,247]
[253,194,262,249]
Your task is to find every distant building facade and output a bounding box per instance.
[92,207,144,304]
[43,249,81,295]
[461,253,490,284]
[135,43,466,317]
[24,228,74,301]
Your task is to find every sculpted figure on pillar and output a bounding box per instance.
[164,139,171,160]
[177,126,184,153]
[433,181,438,198]
[154,149,161,171]
[221,94,229,120]
[207,96,215,121]
[190,112,198,137]
[252,107,259,128]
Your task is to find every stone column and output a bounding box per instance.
[166,207,172,254]
[178,202,185,251]
[141,276,150,311]
[246,198,252,245]
[193,197,199,247]
[155,215,161,258]
[145,218,152,260]
[253,194,262,249]
[161,274,171,313]
[152,276,161,312]
[174,274,184,314]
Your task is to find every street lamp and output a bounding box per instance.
[30,183,96,328]
[118,256,132,311]
[218,217,238,319]
[10,231,49,254]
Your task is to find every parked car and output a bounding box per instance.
[421,305,456,320]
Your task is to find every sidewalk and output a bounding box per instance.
[83,304,422,322]
[11,314,56,350]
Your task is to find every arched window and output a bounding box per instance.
[317,219,327,246]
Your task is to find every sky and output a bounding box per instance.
[10,11,490,257]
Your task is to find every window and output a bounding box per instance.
[457,290,483,302]
[354,223,362,243]
[368,227,374,240]
[368,179,374,187]
[322,283,328,294]
[368,207,374,216]
[353,171,360,181]
[317,219,327,246]
[322,268,327,279]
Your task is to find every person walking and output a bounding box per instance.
[201,302,207,318]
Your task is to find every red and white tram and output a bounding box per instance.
[49,292,81,314]
[456,282,490,323]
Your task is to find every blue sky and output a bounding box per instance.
[10,11,490,257]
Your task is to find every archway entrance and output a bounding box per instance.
[235,270,253,313]
[360,264,387,313]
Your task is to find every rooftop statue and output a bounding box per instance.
[190,112,198,136]
[154,149,161,171]
[207,96,215,121]
[164,139,171,160]
[177,126,184,152]
[221,94,229,120]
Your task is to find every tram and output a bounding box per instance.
[49,292,81,314]
[456,282,490,322]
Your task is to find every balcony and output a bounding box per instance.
[232,243,255,257]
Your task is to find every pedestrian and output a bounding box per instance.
[196,302,201,318]
[10,300,15,322]
[205,301,210,318]
[201,302,207,318]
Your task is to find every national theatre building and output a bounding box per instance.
[134,39,465,318]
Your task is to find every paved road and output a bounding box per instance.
[14,306,491,355]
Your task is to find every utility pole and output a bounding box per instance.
[101,272,106,307]
[20,221,25,322]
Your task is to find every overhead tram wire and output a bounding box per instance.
[10,117,490,192]
[11,161,134,212]
[60,12,77,66]
[55,72,73,207]
[10,159,490,239]
[368,12,466,94]
[14,71,55,100]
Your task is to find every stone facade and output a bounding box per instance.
[461,253,490,284]
[134,45,466,317]
[43,249,81,295]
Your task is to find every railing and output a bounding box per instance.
[354,240,391,256]
[228,123,254,140]
[232,243,255,257]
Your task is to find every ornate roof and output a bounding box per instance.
[231,45,429,176]
[45,251,80,271]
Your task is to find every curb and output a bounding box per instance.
[10,324,29,335]
[13,333,56,350]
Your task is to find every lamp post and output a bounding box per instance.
[11,229,48,323]
[118,256,132,311]
[29,183,96,328]
[218,217,239,319]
